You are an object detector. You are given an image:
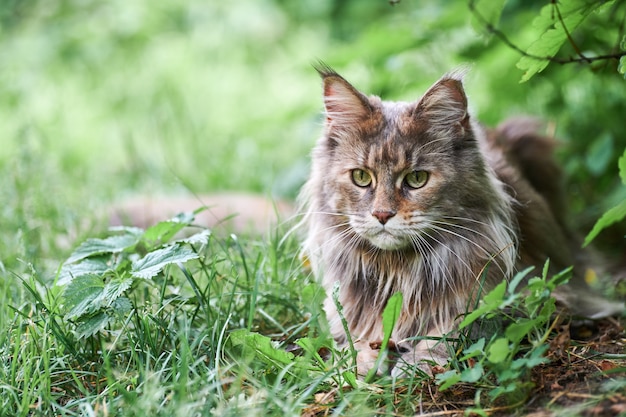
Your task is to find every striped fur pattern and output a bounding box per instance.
[299,66,623,375]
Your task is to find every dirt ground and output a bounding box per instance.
[301,317,626,416]
[419,318,626,416]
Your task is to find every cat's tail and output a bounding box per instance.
[490,117,624,319]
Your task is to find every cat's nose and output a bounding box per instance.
[372,209,396,225]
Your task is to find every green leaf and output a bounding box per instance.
[460,338,486,361]
[547,266,572,290]
[488,382,522,400]
[342,371,358,389]
[460,361,484,383]
[522,345,550,368]
[381,292,403,349]
[229,329,295,366]
[295,337,330,366]
[58,256,111,286]
[517,0,602,82]
[75,312,112,339]
[64,274,105,320]
[436,370,462,391]
[301,282,326,310]
[67,233,141,263]
[505,319,536,344]
[131,244,199,279]
[365,292,403,382]
[74,298,132,339]
[507,266,534,295]
[487,337,510,364]
[583,148,626,246]
[177,229,211,246]
[460,281,506,329]
[101,275,134,305]
[142,212,196,248]
[584,200,626,246]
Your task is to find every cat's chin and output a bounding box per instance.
[365,232,409,251]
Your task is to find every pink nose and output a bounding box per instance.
[372,210,396,225]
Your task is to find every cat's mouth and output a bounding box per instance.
[365,228,409,251]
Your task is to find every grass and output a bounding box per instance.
[1,212,624,416]
[1,0,625,415]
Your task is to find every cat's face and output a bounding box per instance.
[313,67,490,251]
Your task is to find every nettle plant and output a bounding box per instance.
[58,211,208,339]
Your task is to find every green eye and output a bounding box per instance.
[405,170,429,189]
[351,169,372,187]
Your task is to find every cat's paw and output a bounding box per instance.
[355,344,381,376]
[390,344,449,378]
[354,340,400,376]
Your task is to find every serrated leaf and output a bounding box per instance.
[131,244,199,279]
[73,298,132,338]
[75,312,113,339]
[64,274,105,320]
[101,275,134,306]
[67,233,141,263]
[176,229,211,246]
[295,337,330,365]
[547,266,571,290]
[517,0,601,82]
[142,212,196,247]
[58,256,111,286]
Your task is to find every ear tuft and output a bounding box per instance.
[313,63,372,127]
[414,72,470,132]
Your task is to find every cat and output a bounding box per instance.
[298,64,624,376]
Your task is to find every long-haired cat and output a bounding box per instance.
[298,64,623,375]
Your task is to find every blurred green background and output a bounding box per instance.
[1,0,625,273]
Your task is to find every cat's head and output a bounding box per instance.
[309,65,501,252]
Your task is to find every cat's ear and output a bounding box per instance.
[314,64,372,127]
[413,73,470,134]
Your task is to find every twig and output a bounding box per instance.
[467,0,626,65]
[552,0,590,62]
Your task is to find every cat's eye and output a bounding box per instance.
[404,170,429,189]
[351,169,372,187]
